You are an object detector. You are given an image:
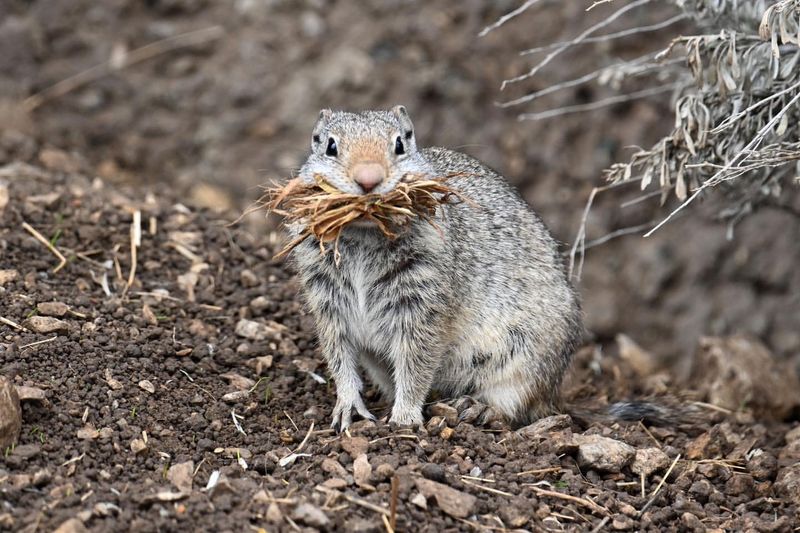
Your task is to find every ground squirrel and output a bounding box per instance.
[287,106,582,432]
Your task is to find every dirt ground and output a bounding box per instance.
[2,159,800,532]
[2,1,800,531]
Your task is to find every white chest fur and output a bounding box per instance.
[344,249,376,348]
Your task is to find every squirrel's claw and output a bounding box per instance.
[330,395,375,433]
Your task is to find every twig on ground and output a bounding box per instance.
[293,422,315,453]
[515,467,562,476]
[22,222,68,273]
[369,434,419,444]
[389,476,399,531]
[60,453,85,467]
[20,336,59,350]
[0,316,26,331]
[314,485,391,517]
[460,478,514,497]
[690,401,733,414]
[528,486,609,516]
[590,516,612,533]
[231,409,246,436]
[284,411,299,432]
[381,514,394,533]
[638,453,681,516]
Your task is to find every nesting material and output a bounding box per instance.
[265,174,463,262]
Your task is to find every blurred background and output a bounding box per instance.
[1,0,798,371]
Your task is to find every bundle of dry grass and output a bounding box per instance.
[264,175,462,262]
[486,0,800,276]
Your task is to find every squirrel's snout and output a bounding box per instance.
[351,162,385,193]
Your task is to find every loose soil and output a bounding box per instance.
[1,159,799,532]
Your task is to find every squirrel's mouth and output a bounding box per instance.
[266,174,463,263]
[348,219,380,229]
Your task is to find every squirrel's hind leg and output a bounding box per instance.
[314,315,376,433]
[359,351,395,403]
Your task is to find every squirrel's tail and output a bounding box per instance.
[568,398,706,428]
[607,401,678,425]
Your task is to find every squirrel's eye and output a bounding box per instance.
[326,138,338,157]
[395,136,405,155]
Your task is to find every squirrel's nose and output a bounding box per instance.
[351,162,385,193]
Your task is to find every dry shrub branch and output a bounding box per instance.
[491,0,800,274]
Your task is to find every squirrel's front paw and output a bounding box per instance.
[389,405,424,426]
[331,395,375,433]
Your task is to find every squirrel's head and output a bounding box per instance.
[298,106,435,195]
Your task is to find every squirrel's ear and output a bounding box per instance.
[392,105,414,139]
[312,109,332,144]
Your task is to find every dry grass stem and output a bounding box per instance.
[389,476,399,531]
[528,486,609,516]
[590,516,612,533]
[293,421,315,453]
[265,174,464,263]
[515,466,563,476]
[369,434,419,444]
[460,478,514,497]
[125,209,141,295]
[20,336,59,350]
[690,401,734,414]
[381,514,394,533]
[639,453,681,516]
[0,316,26,331]
[314,486,391,517]
[22,221,68,273]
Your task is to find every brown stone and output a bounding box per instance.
[414,478,477,519]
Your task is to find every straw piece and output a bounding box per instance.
[263,174,464,263]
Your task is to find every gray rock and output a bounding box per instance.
[575,434,635,472]
[24,316,69,334]
[292,502,330,528]
[37,301,69,317]
[429,402,458,426]
[631,447,670,476]
[517,414,572,438]
[234,318,286,341]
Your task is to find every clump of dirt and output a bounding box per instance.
[1,158,798,531]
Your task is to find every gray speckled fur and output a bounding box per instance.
[288,107,582,431]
